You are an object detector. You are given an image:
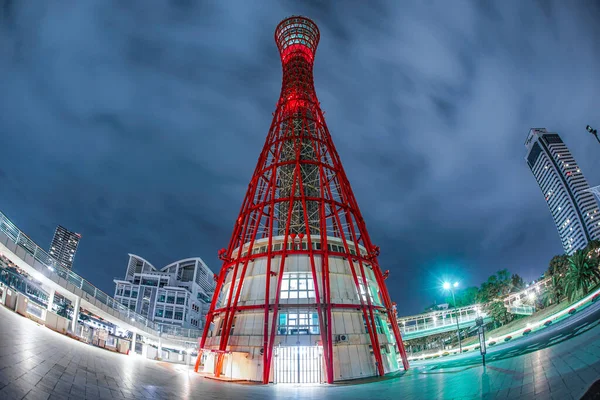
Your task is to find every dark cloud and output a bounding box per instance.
[1,0,600,314]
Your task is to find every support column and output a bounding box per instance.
[71,296,81,333]
[0,284,6,305]
[158,335,163,360]
[131,332,137,356]
[47,288,56,312]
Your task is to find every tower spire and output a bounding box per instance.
[195,15,409,384]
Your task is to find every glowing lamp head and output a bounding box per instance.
[453,282,459,288]
[443,282,451,290]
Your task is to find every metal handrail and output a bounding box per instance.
[0,210,202,340]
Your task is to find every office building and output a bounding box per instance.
[49,225,81,270]
[525,128,600,254]
[113,254,215,330]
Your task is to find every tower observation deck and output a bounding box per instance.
[195,16,409,384]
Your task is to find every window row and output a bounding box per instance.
[157,292,187,305]
[238,241,367,258]
[116,286,138,299]
[155,308,184,320]
[221,274,379,304]
[278,312,319,335]
[119,299,136,311]
[280,273,315,299]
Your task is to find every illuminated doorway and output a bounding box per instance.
[274,345,322,384]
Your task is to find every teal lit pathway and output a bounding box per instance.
[0,304,599,399]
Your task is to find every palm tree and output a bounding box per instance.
[564,250,600,301]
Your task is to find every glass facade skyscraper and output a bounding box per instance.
[525,128,600,254]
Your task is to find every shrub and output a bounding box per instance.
[504,336,512,342]
[474,346,481,351]
[523,328,532,335]
[544,320,552,326]
[489,341,496,346]
[442,352,449,357]
[568,308,577,315]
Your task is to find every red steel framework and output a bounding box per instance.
[194,15,409,383]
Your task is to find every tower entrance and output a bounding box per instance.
[274,345,322,384]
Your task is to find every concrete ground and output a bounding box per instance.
[0,304,599,400]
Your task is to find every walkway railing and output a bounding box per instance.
[509,305,535,315]
[398,304,488,338]
[502,278,551,309]
[0,210,202,341]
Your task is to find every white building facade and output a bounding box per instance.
[114,254,215,330]
[525,128,600,254]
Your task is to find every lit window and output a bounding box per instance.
[278,312,319,335]
[280,274,315,299]
[358,281,375,303]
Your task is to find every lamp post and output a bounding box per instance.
[586,125,600,144]
[443,281,462,354]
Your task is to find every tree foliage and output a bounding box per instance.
[476,269,514,303]
[486,300,512,325]
[510,274,525,292]
[444,286,479,308]
[547,254,569,279]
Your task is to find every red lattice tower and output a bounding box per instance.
[194,15,409,384]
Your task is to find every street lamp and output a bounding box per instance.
[586,125,600,144]
[443,281,462,353]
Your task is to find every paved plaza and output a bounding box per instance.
[0,304,599,399]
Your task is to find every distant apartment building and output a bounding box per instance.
[49,225,81,270]
[113,254,215,330]
[525,128,600,254]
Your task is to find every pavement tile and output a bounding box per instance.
[2,302,600,399]
[24,388,52,400]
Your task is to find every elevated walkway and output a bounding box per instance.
[0,210,200,350]
[502,278,550,315]
[398,304,491,340]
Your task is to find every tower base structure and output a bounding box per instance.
[197,236,404,383]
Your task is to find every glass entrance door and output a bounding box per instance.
[274,345,322,384]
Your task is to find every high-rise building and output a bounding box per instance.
[195,16,408,384]
[113,254,215,331]
[49,225,81,270]
[525,128,600,254]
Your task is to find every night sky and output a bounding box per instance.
[1,1,600,315]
